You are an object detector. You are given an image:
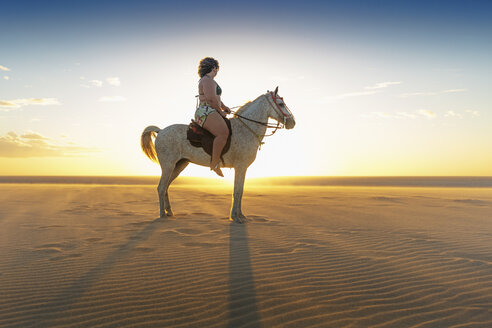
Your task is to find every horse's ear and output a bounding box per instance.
[274,86,278,95]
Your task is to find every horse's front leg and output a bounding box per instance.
[164,192,173,217]
[230,166,247,223]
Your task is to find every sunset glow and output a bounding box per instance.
[2,3,492,327]
[1,1,491,177]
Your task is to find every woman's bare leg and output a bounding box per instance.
[202,111,229,176]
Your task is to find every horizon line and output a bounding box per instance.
[1,175,492,188]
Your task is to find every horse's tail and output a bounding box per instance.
[141,126,161,163]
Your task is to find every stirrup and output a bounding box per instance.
[211,163,224,177]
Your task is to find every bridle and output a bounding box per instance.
[230,91,292,140]
[266,91,292,126]
[231,91,289,130]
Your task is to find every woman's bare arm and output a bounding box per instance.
[221,101,231,113]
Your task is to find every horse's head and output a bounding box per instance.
[265,87,296,129]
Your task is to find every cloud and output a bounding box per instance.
[315,90,379,103]
[368,109,480,120]
[400,92,438,97]
[445,110,463,118]
[81,77,121,88]
[371,111,394,118]
[0,98,61,111]
[0,131,98,158]
[368,111,417,119]
[366,110,434,119]
[270,75,305,82]
[0,65,10,71]
[336,90,380,99]
[365,81,401,89]
[400,89,467,97]
[466,110,480,117]
[21,132,51,140]
[0,101,15,107]
[90,79,103,87]
[315,81,401,103]
[99,96,126,102]
[3,76,9,80]
[396,112,417,119]
[106,77,121,86]
[442,89,467,93]
[417,109,437,119]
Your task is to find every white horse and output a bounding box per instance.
[141,87,295,223]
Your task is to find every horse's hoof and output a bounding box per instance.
[229,216,246,224]
[166,210,174,217]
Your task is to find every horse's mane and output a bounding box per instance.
[234,94,264,115]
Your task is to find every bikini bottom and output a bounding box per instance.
[194,103,216,127]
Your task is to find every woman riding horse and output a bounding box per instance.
[194,57,231,177]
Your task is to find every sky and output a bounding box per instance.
[1,0,491,177]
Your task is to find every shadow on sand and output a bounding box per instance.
[29,217,163,327]
[228,223,261,328]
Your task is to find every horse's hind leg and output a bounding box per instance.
[157,163,174,218]
[164,159,190,216]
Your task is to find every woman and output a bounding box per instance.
[195,57,231,177]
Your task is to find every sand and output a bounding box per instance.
[1,183,492,327]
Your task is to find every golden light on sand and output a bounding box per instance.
[2,181,492,326]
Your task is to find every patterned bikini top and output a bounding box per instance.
[198,76,222,96]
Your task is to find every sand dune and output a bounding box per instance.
[1,184,492,327]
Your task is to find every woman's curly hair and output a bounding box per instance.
[198,57,219,78]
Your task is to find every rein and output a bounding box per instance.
[229,109,279,149]
[231,109,279,128]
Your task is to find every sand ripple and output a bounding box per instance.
[1,185,492,327]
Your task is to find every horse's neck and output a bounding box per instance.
[235,96,269,139]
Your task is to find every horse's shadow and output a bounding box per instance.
[29,217,163,327]
[27,217,262,327]
[228,222,262,327]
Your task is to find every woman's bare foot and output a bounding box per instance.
[211,163,224,177]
